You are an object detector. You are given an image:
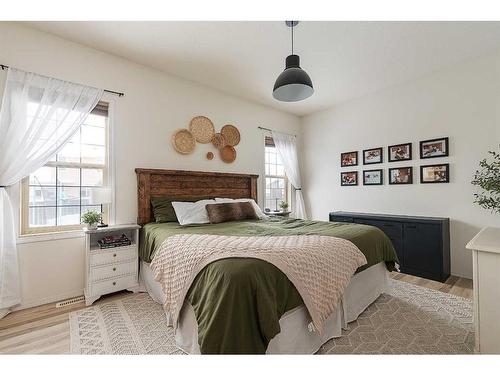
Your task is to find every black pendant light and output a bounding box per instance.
[273,21,314,102]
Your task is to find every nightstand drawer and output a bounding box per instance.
[90,275,137,297]
[90,260,137,282]
[90,245,137,266]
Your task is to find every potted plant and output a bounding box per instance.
[279,201,289,212]
[82,210,102,230]
[472,148,500,214]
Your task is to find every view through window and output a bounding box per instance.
[22,103,109,234]
[264,136,287,211]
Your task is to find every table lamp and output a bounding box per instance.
[91,186,112,227]
[270,188,283,212]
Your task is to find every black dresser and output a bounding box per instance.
[329,211,450,282]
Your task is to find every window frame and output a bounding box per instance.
[264,136,289,211]
[20,103,110,235]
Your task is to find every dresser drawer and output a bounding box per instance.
[90,245,137,266]
[90,260,137,282]
[329,215,353,223]
[354,219,402,240]
[89,275,138,297]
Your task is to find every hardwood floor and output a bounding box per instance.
[0,291,130,354]
[0,273,473,354]
[390,272,473,299]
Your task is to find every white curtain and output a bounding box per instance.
[271,130,307,220]
[0,68,103,318]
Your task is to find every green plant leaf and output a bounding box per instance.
[472,146,500,214]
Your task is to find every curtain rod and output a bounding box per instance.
[258,126,296,137]
[0,64,125,97]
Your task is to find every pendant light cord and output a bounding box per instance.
[291,25,294,54]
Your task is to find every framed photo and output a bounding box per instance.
[420,137,449,159]
[388,143,412,162]
[420,163,449,183]
[363,169,383,185]
[363,147,383,165]
[341,171,358,186]
[389,167,413,185]
[341,151,358,167]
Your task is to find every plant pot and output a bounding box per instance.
[86,223,99,230]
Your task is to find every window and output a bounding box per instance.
[264,136,288,211]
[21,102,110,234]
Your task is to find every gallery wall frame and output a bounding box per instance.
[341,151,358,167]
[420,137,449,159]
[341,171,358,186]
[388,142,412,162]
[363,169,383,185]
[420,163,450,183]
[363,147,383,165]
[388,166,413,185]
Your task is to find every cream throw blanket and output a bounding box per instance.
[151,234,367,332]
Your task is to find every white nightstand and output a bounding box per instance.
[466,227,500,354]
[266,211,291,219]
[84,224,141,306]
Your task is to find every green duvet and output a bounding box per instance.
[140,217,398,354]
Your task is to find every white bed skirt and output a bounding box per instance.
[139,260,389,354]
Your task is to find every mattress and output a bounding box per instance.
[140,260,389,354]
[139,218,397,353]
[139,218,399,272]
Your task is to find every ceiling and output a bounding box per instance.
[25,21,500,116]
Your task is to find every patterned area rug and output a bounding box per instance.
[318,280,474,354]
[69,279,473,354]
[69,293,183,354]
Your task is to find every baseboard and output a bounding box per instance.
[451,271,473,280]
[13,289,84,311]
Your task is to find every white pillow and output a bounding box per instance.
[214,198,267,219]
[171,199,215,225]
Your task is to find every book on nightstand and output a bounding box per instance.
[97,234,131,249]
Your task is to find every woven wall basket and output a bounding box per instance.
[220,124,240,146]
[211,133,227,149]
[220,145,237,163]
[189,116,215,144]
[171,129,196,154]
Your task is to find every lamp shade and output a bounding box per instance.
[90,186,112,205]
[273,55,314,102]
[270,188,284,200]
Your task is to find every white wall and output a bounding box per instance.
[3,22,498,309]
[0,23,300,309]
[301,51,500,278]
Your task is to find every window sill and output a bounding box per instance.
[17,230,85,244]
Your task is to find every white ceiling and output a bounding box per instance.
[25,21,500,116]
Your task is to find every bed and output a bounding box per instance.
[135,168,399,354]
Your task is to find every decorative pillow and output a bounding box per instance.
[206,202,259,224]
[151,196,212,223]
[171,199,216,225]
[214,197,267,219]
[150,197,178,222]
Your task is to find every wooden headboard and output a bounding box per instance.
[135,168,259,225]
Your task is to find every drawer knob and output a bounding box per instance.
[112,281,116,286]
[113,254,117,257]
[113,267,116,271]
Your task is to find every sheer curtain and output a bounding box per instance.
[0,68,103,318]
[271,130,307,220]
